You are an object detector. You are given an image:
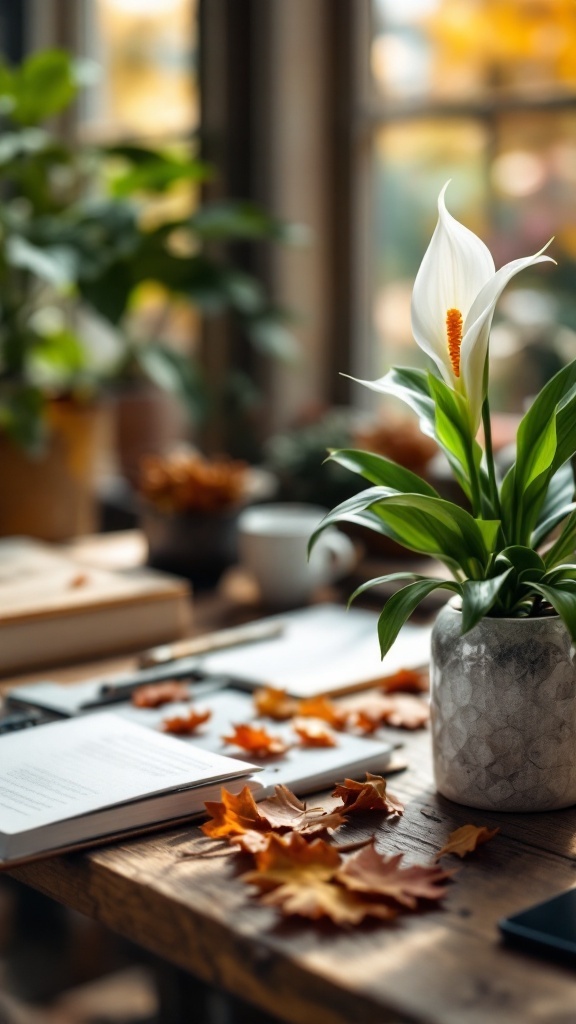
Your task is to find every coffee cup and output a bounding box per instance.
[237,503,356,608]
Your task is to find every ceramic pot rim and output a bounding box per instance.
[445,594,561,625]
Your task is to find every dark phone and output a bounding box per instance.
[499,888,576,964]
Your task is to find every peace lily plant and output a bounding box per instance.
[311,183,576,658]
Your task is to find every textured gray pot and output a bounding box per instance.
[430,602,576,811]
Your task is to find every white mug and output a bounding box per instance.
[237,503,356,608]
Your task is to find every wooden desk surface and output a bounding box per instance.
[6,541,576,1024]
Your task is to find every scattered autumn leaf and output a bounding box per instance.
[332,773,404,816]
[242,833,397,925]
[253,687,298,720]
[230,830,272,855]
[131,681,190,708]
[295,696,348,730]
[202,786,270,839]
[292,717,337,748]
[222,723,289,757]
[338,692,429,731]
[336,844,452,908]
[380,667,429,694]
[202,784,345,842]
[162,708,212,734]
[258,785,346,835]
[436,824,500,860]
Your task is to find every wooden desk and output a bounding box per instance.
[6,563,576,1023]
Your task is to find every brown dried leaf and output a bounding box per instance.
[162,708,212,734]
[253,686,298,720]
[202,784,345,842]
[202,786,270,839]
[332,773,404,815]
[380,667,429,694]
[222,723,289,757]
[131,681,190,708]
[436,824,500,860]
[229,830,271,854]
[292,717,337,748]
[338,692,429,731]
[337,844,452,908]
[259,784,347,835]
[242,833,397,925]
[379,694,430,729]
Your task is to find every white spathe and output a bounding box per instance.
[410,182,553,432]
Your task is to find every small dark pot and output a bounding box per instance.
[140,503,240,587]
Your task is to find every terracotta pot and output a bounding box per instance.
[431,602,576,812]
[0,399,109,542]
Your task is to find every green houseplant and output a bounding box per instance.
[0,50,297,537]
[312,183,576,812]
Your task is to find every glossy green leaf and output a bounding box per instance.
[344,366,436,439]
[531,582,576,641]
[377,580,460,658]
[532,460,575,548]
[348,570,459,605]
[543,511,576,568]
[461,570,512,633]
[427,373,479,498]
[327,449,439,496]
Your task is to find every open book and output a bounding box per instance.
[0,713,257,867]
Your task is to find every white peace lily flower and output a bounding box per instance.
[411,182,554,433]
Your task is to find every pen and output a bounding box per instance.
[138,618,285,667]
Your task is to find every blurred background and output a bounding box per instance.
[2,1,576,1021]
[0,0,575,560]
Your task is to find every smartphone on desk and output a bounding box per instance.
[500,888,576,964]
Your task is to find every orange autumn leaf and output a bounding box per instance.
[131,681,190,708]
[336,844,452,909]
[292,717,337,748]
[258,785,347,835]
[253,686,298,720]
[202,784,345,841]
[295,695,347,730]
[380,667,429,694]
[242,833,397,925]
[162,708,212,734]
[222,723,289,757]
[379,694,430,730]
[230,829,271,854]
[332,773,404,815]
[436,824,500,860]
[202,786,270,839]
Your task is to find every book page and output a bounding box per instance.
[0,713,254,835]
[197,604,432,697]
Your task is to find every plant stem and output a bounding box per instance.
[482,396,502,524]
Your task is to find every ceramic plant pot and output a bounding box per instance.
[430,602,576,812]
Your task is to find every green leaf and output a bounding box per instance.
[543,510,576,568]
[531,582,576,641]
[427,373,480,499]
[12,50,78,125]
[344,366,436,439]
[461,570,512,633]
[532,461,575,548]
[136,344,207,425]
[377,580,460,658]
[348,570,459,605]
[5,236,76,287]
[189,201,294,242]
[327,448,439,496]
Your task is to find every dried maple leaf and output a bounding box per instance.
[162,708,212,734]
[253,686,298,720]
[380,667,429,694]
[338,692,429,731]
[202,786,270,839]
[131,681,190,708]
[242,833,397,925]
[336,844,452,908]
[332,773,404,815]
[202,784,345,842]
[258,785,346,835]
[229,829,272,854]
[222,723,289,757]
[292,717,337,748]
[379,694,430,729]
[436,824,500,860]
[295,696,347,730]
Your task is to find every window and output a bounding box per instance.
[356,0,576,418]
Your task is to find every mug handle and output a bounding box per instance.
[320,529,357,580]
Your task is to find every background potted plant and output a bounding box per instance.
[0,49,298,539]
[312,183,576,813]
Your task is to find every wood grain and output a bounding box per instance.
[10,723,576,1024]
